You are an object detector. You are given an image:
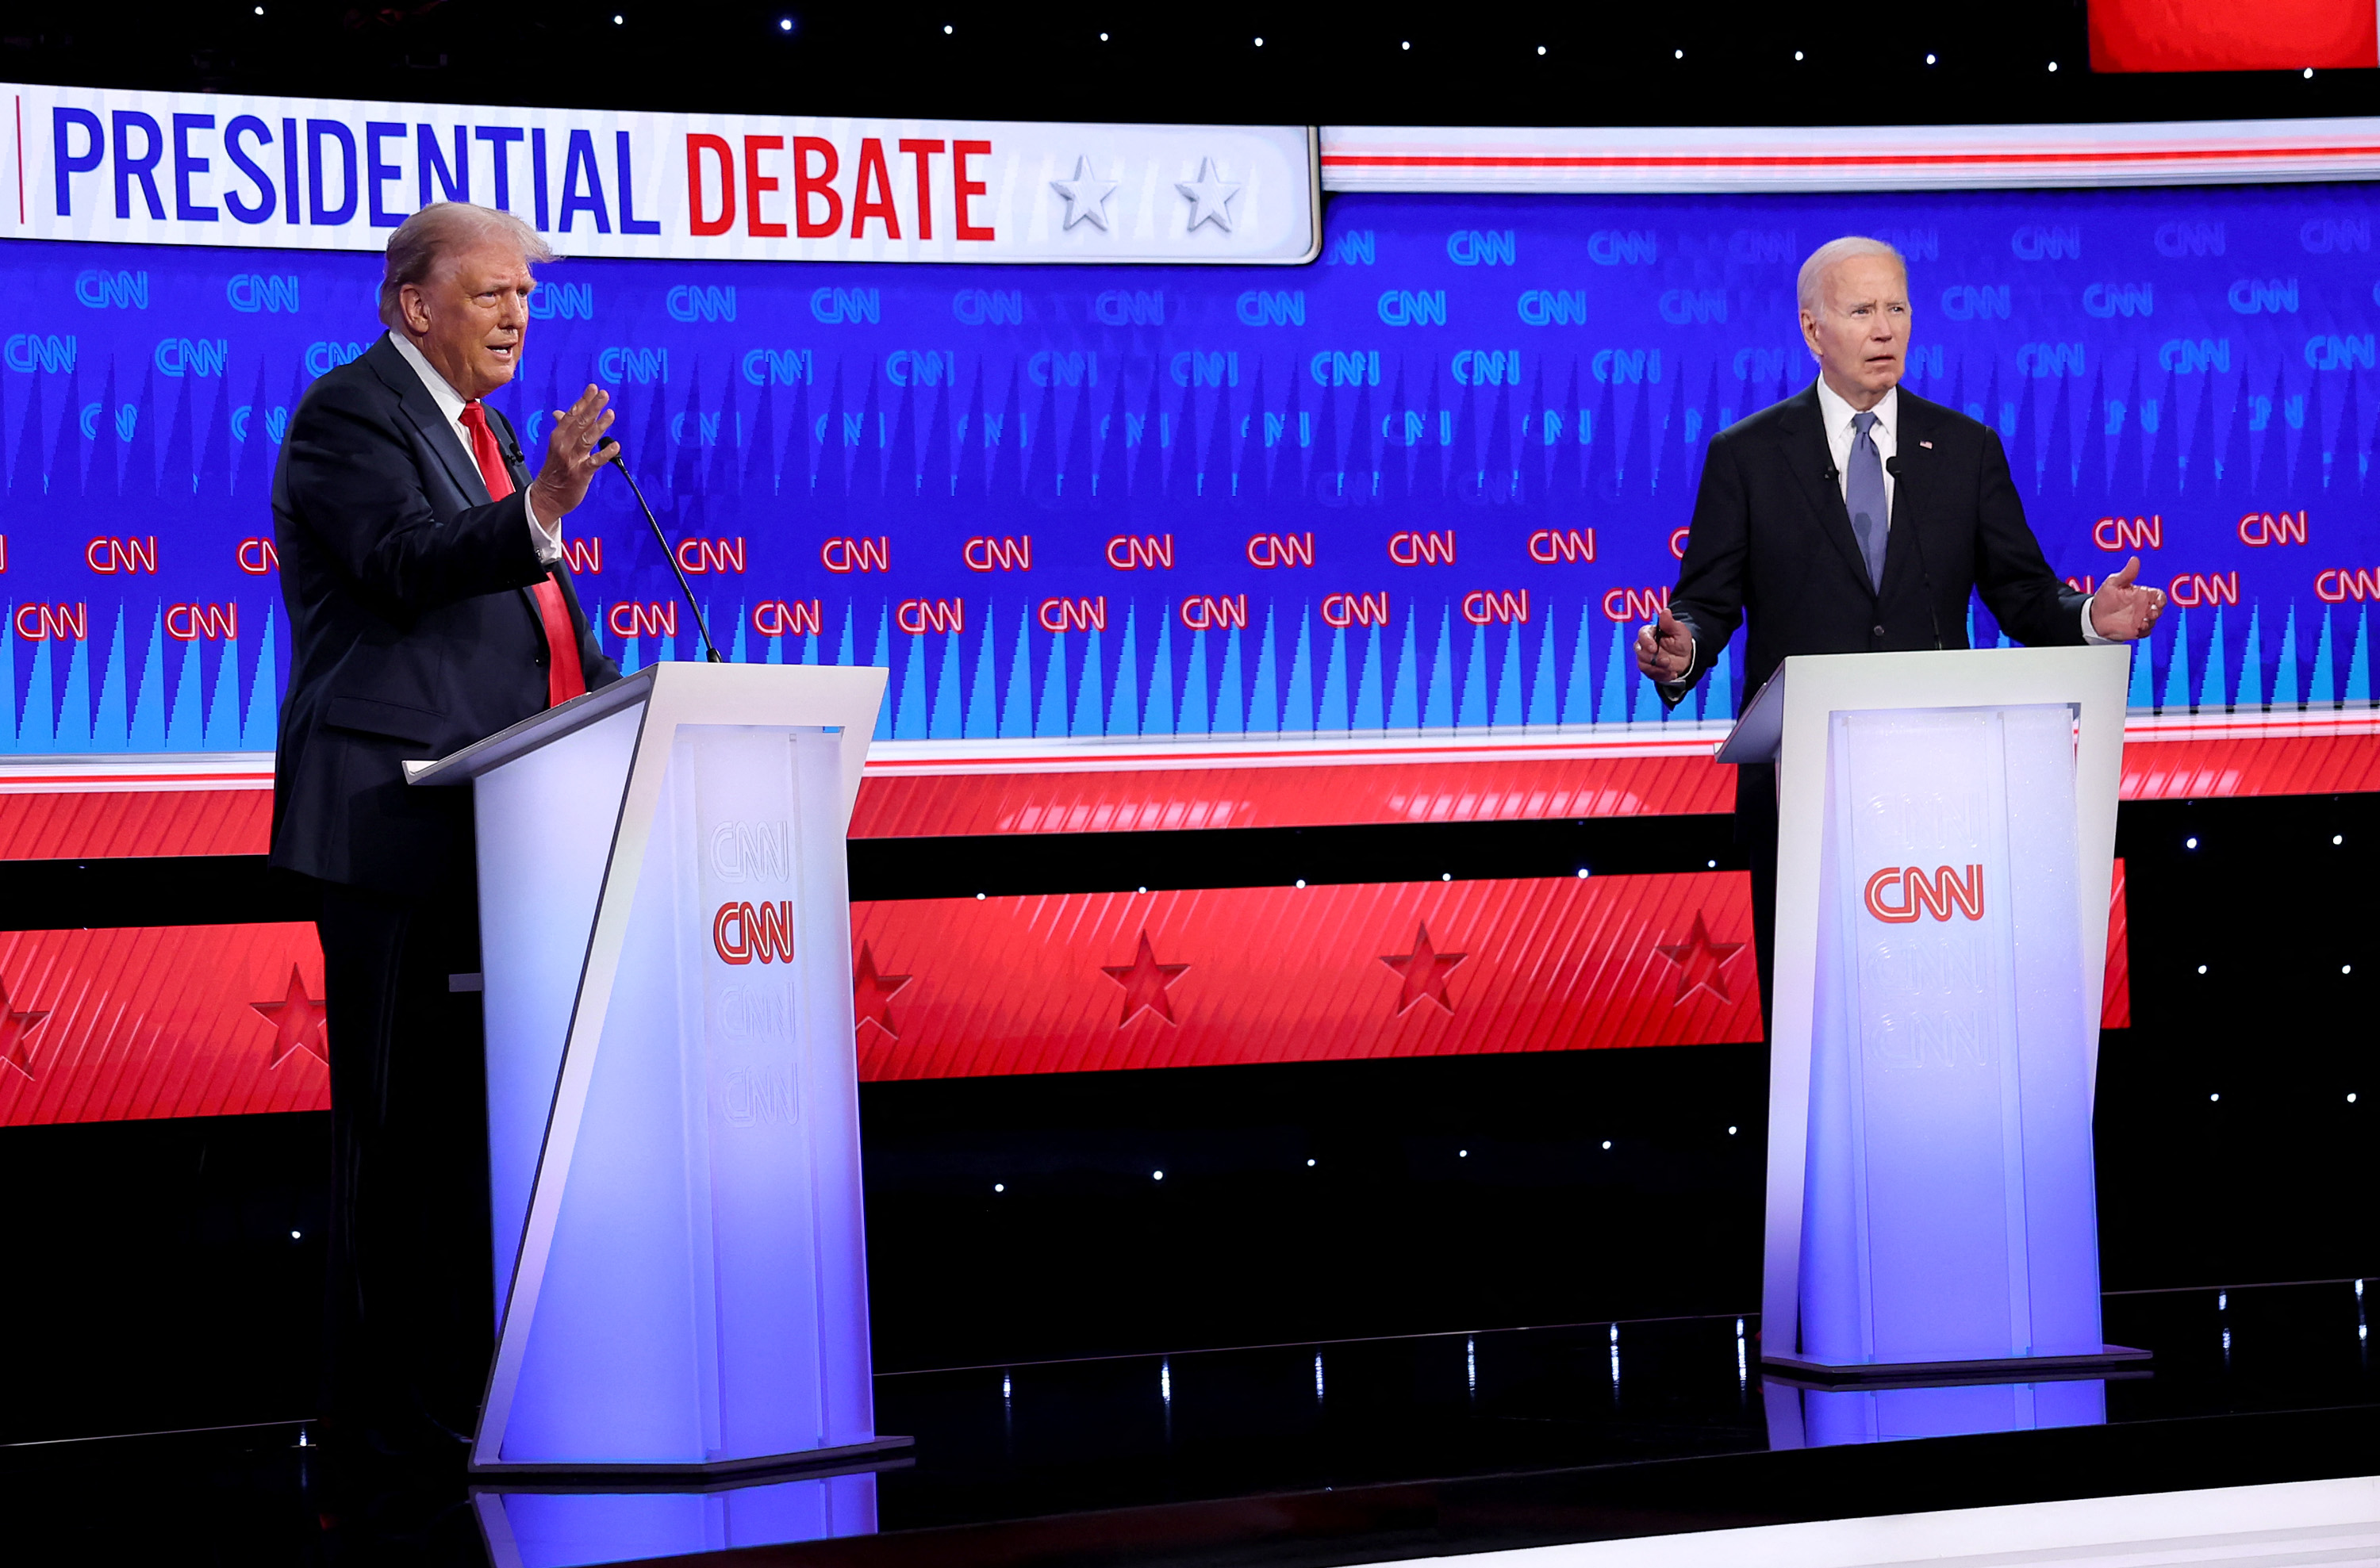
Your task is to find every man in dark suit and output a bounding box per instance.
[271,201,621,1455]
[1636,236,2164,1029]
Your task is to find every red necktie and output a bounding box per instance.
[460,400,586,707]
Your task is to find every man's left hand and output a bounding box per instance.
[2090,555,2165,642]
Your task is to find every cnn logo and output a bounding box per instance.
[1864,865,1986,924]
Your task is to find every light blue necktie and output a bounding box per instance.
[1847,409,1887,592]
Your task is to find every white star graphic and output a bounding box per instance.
[1050,155,1120,232]
[1175,158,1242,234]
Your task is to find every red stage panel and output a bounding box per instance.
[0,923,329,1127]
[2090,0,2377,72]
[847,872,1764,1081]
[2105,859,2131,1030]
[0,788,274,859]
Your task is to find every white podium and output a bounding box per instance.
[1718,646,2146,1379]
[408,662,902,1474]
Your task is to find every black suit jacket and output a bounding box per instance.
[1664,384,2087,748]
[269,336,620,896]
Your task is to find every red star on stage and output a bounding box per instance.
[1380,922,1467,1015]
[1656,914,1745,1003]
[852,942,914,1038]
[0,976,51,1081]
[1100,930,1189,1027]
[252,964,329,1068]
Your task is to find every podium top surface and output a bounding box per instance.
[401,661,889,816]
[1713,645,2129,765]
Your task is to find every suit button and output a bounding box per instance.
[1871,625,1886,638]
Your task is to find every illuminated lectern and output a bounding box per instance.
[1719,646,2145,1379]
[409,662,904,1474]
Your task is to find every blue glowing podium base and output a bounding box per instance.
[1721,646,2144,1380]
[409,661,902,1476]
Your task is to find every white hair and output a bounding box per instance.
[378,202,554,328]
[1797,236,1907,316]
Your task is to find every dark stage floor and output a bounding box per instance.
[4,1279,2373,1566]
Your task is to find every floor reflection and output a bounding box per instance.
[474,1470,879,1568]
[1767,1375,2109,1447]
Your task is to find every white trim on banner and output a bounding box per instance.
[0,82,1317,263]
[1320,117,2380,192]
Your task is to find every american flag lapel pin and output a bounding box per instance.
[1919,439,1933,449]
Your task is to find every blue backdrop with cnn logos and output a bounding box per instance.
[0,184,2373,754]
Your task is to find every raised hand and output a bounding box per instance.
[1634,601,1695,681]
[2089,555,2166,642]
[528,384,619,523]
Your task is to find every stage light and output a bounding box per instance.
[2305,67,2316,79]
[2346,965,2355,975]
[1003,1373,1012,1397]
[2048,60,2059,71]
[778,17,791,29]
[976,891,985,899]
[1925,52,1937,64]
[1576,868,1589,878]
[1306,1158,1316,1167]
[1161,1360,1172,1400]
[1537,45,1546,56]
[1100,33,1108,40]
[2349,1094,2359,1103]
[1707,859,1717,868]
[1401,40,1411,49]
[1441,872,1452,880]
[1458,1148,1468,1156]
[2186,835,2199,849]
[2210,1092,2221,1102]
[1610,1325,1619,1343]
[2335,834,2346,845]
[1152,1168,1165,1180]
[290,1229,301,1239]
[1728,1125,1738,1134]
[2219,1291,2228,1309]
[1138,886,1147,894]
[1674,48,1684,59]
[1794,51,1804,61]
[993,1183,1004,1192]
[2198,964,2209,974]
[1314,1353,1325,1399]
[1254,36,1264,46]
[943,23,953,33]
[1295,878,1306,888]
[1602,1140,1613,1149]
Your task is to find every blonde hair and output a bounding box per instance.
[1797,236,1906,315]
[378,202,554,328]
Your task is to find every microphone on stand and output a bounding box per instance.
[599,441,725,665]
[1883,453,1945,651]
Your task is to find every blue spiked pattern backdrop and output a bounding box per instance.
[0,186,2373,752]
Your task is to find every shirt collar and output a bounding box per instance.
[386,329,470,424]
[1814,375,1897,436]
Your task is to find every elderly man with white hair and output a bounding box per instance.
[269,201,622,1460]
[1635,235,2164,1033]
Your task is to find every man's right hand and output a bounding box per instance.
[528,384,618,524]
[1634,604,1694,682]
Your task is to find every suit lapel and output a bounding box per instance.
[365,337,493,508]
[1776,386,1875,594]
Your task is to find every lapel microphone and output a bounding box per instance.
[599,441,726,664]
[1883,452,1945,650]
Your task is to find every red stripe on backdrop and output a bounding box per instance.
[0,789,274,859]
[2105,859,2131,1030]
[0,923,329,1127]
[2088,0,2377,72]
[848,872,1764,1081]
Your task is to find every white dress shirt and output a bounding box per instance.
[387,331,560,565]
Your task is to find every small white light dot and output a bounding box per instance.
[976,891,986,900]
[2332,834,2345,845]
[1925,52,1937,64]
[1576,868,1588,879]
[1794,50,1804,60]
[1706,859,1717,868]
[1401,40,1411,50]
[2198,964,2209,974]
[1673,48,1683,59]
[290,1229,301,1239]
[1537,44,1547,56]
[1100,32,1109,41]
[1138,886,1148,894]
[1728,1125,1738,1135]
[943,23,953,34]
[1602,1140,1613,1150]
[1253,36,1264,46]
[1306,1158,1316,1167]
[2345,964,2355,975]
[1458,1148,1468,1157]
[779,17,791,29]
[2186,836,2199,849]
[1153,1169,1165,1179]
[1295,878,1307,888]
[993,1183,1004,1192]
[2305,67,2316,78]
[2210,1092,2222,1102]
[1441,872,1452,881]
[2348,1093,2359,1103]
[2048,59,2059,71]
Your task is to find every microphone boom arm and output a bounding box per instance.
[602,444,724,665]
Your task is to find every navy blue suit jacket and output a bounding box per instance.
[269,335,618,896]
[1663,384,2086,750]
